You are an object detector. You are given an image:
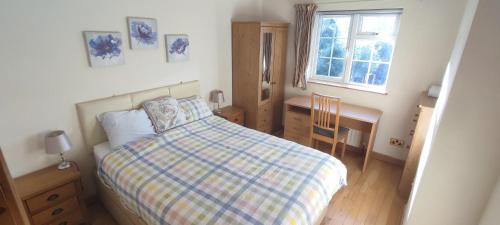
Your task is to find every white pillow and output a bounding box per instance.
[97,109,155,149]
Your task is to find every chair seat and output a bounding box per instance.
[313,126,349,140]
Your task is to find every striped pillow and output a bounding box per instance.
[178,96,213,122]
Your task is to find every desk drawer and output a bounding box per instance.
[47,210,83,225]
[27,183,76,213]
[32,197,79,225]
[285,111,310,125]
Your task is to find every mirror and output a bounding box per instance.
[261,32,273,102]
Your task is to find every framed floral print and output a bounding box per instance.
[166,34,190,62]
[127,17,158,49]
[83,31,125,67]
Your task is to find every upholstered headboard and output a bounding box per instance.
[76,80,200,152]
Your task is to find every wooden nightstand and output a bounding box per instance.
[215,106,245,126]
[14,162,86,225]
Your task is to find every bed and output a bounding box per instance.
[76,81,347,225]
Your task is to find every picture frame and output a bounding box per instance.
[165,34,190,62]
[127,17,158,49]
[83,31,125,67]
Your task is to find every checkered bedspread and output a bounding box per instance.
[98,116,347,225]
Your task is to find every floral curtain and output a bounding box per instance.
[293,3,318,89]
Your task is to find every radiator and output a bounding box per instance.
[346,129,363,148]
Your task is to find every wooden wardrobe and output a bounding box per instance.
[0,149,29,225]
[232,22,289,133]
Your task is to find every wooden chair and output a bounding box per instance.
[309,93,349,159]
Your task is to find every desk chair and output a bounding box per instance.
[309,93,349,159]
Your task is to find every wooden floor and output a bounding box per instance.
[87,151,406,225]
[321,151,406,225]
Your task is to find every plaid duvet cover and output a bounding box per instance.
[98,116,347,225]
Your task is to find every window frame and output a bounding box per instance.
[308,9,402,93]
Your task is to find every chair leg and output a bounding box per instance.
[331,142,337,156]
[341,141,347,160]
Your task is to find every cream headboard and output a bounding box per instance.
[76,80,200,152]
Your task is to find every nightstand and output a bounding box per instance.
[14,162,86,225]
[215,106,245,126]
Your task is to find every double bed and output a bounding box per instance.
[76,81,347,225]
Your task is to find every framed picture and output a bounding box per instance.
[127,17,158,49]
[83,31,125,67]
[165,34,190,62]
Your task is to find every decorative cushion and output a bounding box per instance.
[178,95,213,123]
[143,96,187,134]
[97,109,155,149]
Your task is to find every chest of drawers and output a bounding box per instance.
[15,162,86,225]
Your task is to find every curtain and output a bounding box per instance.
[262,33,273,83]
[293,3,318,89]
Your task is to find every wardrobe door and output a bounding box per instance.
[0,149,28,225]
[257,27,275,133]
[270,27,288,132]
[0,185,16,225]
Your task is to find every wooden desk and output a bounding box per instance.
[284,96,383,172]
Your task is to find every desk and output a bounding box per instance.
[284,96,383,172]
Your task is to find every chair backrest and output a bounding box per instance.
[310,93,342,141]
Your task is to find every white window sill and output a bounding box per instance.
[307,79,388,95]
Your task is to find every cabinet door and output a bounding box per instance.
[0,149,27,225]
[270,27,288,132]
[0,185,16,225]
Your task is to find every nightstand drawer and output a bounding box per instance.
[27,182,76,213]
[32,197,79,225]
[47,210,83,225]
[228,113,244,125]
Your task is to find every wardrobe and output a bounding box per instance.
[232,22,289,133]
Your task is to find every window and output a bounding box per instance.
[309,10,402,93]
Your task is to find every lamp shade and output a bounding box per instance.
[45,130,72,154]
[209,90,225,104]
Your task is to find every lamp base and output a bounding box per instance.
[58,160,71,170]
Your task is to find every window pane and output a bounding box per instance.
[320,16,351,38]
[360,15,397,35]
[330,59,345,77]
[373,41,393,62]
[368,63,389,85]
[350,61,369,83]
[318,38,333,57]
[332,38,347,58]
[316,58,330,76]
[353,40,372,60]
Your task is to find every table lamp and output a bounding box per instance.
[45,130,73,170]
[209,90,225,113]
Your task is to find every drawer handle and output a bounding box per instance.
[52,208,64,216]
[59,222,68,225]
[0,207,5,215]
[47,194,60,201]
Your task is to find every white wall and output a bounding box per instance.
[479,178,500,225]
[0,0,262,197]
[262,0,468,160]
[404,0,500,224]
